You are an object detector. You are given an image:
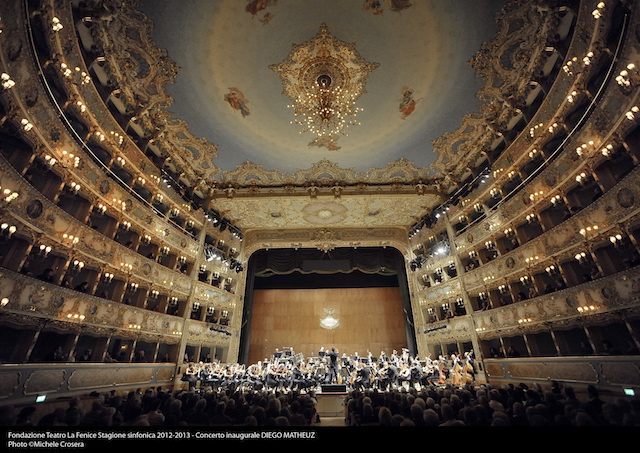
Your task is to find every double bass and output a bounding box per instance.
[451,359,463,386]
[463,352,475,385]
[437,360,447,385]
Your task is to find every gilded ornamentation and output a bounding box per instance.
[270,23,379,150]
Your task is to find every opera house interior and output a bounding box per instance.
[1,0,640,428]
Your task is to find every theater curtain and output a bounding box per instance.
[250,247,401,276]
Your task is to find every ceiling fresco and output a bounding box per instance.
[138,0,509,175]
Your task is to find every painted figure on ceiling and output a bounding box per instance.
[363,0,384,15]
[246,0,276,17]
[224,88,251,118]
[399,86,420,120]
[386,0,412,12]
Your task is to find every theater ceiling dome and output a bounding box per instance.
[81,0,566,230]
[136,0,508,174]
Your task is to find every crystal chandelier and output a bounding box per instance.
[288,74,362,150]
[271,24,378,150]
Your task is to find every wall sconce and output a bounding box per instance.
[102,272,114,283]
[112,198,127,211]
[529,190,544,202]
[51,17,63,32]
[70,259,84,273]
[577,304,597,313]
[110,131,124,144]
[127,282,139,292]
[169,296,178,305]
[94,204,107,215]
[0,297,9,307]
[149,290,159,299]
[526,213,538,223]
[579,225,599,236]
[592,1,605,19]
[626,106,640,120]
[520,275,532,286]
[66,313,86,321]
[141,235,151,245]
[601,144,614,157]
[498,284,509,294]
[37,244,52,257]
[1,72,15,90]
[545,265,558,275]
[485,241,496,250]
[60,150,80,168]
[21,119,33,131]
[550,194,562,206]
[575,172,589,184]
[65,181,81,194]
[0,222,16,240]
[160,246,170,256]
[525,255,539,265]
[43,154,57,167]
[609,233,624,247]
[62,233,80,245]
[575,251,589,262]
[562,57,579,76]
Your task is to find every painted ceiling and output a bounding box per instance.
[139,0,509,176]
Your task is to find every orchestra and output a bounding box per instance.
[181,348,477,393]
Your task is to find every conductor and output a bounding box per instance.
[328,347,340,383]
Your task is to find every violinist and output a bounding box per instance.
[398,362,412,389]
[183,363,199,391]
[353,361,372,392]
[199,363,213,389]
[409,359,424,389]
[247,362,265,390]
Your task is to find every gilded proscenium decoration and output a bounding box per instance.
[270,23,379,150]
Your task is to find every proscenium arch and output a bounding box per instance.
[238,245,417,365]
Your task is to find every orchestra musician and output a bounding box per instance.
[397,362,412,389]
[353,361,372,392]
[451,354,463,386]
[175,347,480,395]
[247,362,265,390]
[183,363,199,390]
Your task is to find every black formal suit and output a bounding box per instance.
[328,349,339,383]
[354,366,372,391]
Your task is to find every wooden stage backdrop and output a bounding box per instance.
[247,286,407,364]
